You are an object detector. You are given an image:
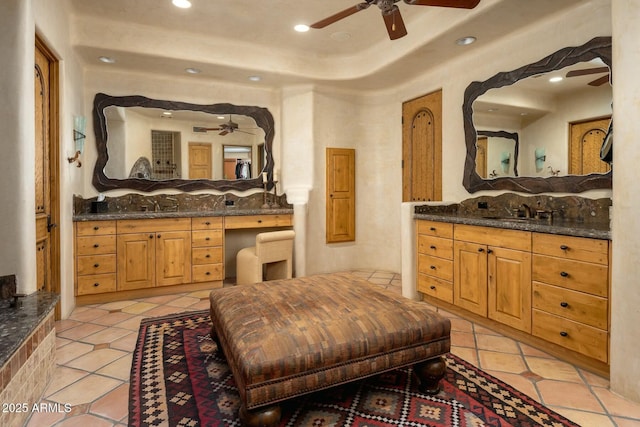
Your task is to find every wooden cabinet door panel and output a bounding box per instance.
[488,247,532,333]
[156,231,191,287]
[326,148,355,243]
[117,233,155,290]
[454,241,487,316]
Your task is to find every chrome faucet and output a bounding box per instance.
[152,200,161,212]
[521,203,533,218]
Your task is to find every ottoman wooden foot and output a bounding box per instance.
[414,356,446,395]
[239,404,281,427]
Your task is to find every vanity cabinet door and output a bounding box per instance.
[488,247,532,333]
[454,240,487,316]
[156,231,191,287]
[117,233,155,291]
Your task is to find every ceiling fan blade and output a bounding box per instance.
[219,130,229,136]
[383,7,408,40]
[403,0,481,9]
[566,66,610,78]
[310,2,371,29]
[588,74,610,86]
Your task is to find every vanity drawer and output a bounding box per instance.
[117,218,191,234]
[192,230,223,247]
[532,309,608,363]
[192,263,224,282]
[416,220,453,239]
[76,235,116,256]
[533,233,608,264]
[417,274,453,303]
[224,214,293,229]
[418,254,453,282]
[532,254,608,297]
[77,254,117,275]
[192,247,223,265]
[192,216,223,231]
[532,282,608,330]
[417,235,453,260]
[454,224,531,251]
[77,274,117,295]
[76,221,116,237]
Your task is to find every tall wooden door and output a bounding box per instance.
[402,90,442,202]
[476,137,488,178]
[188,143,212,179]
[326,148,355,243]
[569,117,611,175]
[35,37,60,300]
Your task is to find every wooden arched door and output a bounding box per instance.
[569,117,611,175]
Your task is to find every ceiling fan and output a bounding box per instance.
[565,66,611,86]
[193,115,254,136]
[310,0,481,40]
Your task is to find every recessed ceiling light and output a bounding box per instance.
[330,31,352,42]
[455,36,476,46]
[248,76,262,82]
[217,115,226,120]
[172,0,192,9]
[185,67,201,74]
[98,56,116,63]
[294,24,310,33]
[549,76,563,83]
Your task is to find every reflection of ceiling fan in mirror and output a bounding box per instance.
[193,115,255,136]
[310,0,480,40]
[566,66,610,86]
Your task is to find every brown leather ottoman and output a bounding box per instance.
[209,272,451,427]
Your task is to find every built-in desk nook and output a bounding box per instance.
[72,194,293,305]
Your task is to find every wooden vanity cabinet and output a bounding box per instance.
[416,220,454,303]
[532,233,610,363]
[116,218,192,291]
[191,217,224,282]
[75,221,117,295]
[453,225,532,333]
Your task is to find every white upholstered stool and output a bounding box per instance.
[236,230,295,285]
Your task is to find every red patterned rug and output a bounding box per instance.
[129,310,579,427]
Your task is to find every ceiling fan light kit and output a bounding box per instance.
[310,0,480,40]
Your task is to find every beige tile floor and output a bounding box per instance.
[24,270,640,427]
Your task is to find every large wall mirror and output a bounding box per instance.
[92,93,275,192]
[463,36,612,193]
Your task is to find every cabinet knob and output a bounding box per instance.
[257,219,263,223]
[478,248,485,252]
[93,283,99,287]
[205,271,211,275]
[560,271,569,277]
[94,226,99,231]
[94,244,99,248]
[205,237,210,241]
[206,254,211,258]
[205,221,210,225]
[94,263,100,268]
[430,265,436,270]
[560,301,569,308]
[430,245,436,249]
[157,234,161,238]
[149,234,154,239]
[560,245,569,250]
[430,285,436,290]
[429,227,436,231]
[560,331,568,337]
[487,249,493,254]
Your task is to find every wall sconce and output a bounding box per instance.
[68,115,86,167]
[500,152,511,173]
[535,148,546,172]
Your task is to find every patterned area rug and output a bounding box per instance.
[129,310,579,427]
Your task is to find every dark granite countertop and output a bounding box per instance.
[414,213,610,240]
[0,291,59,367]
[73,208,294,222]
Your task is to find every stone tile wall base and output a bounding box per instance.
[0,326,56,427]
